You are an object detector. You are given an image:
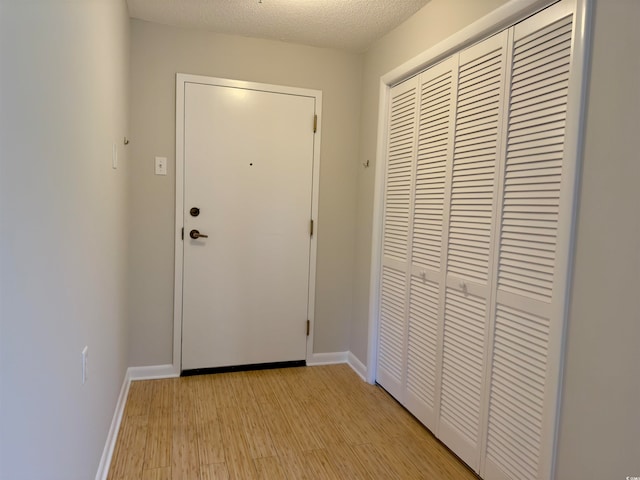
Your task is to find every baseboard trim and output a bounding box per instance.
[307,351,369,383]
[347,352,368,382]
[94,369,131,480]
[128,364,179,381]
[306,351,348,365]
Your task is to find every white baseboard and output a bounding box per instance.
[306,351,369,383]
[128,364,179,381]
[306,351,348,365]
[95,369,131,480]
[347,352,368,382]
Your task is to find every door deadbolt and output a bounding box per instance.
[189,229,208,239]
[190,207,200,217]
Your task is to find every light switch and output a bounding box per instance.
[155,156,167,176]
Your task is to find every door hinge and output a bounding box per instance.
[310,219,314,237]
[306,320,310,336]
[313,114,318,133]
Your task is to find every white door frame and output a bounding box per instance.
[173,74,322,374]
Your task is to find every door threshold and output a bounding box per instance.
[181,360,306,377]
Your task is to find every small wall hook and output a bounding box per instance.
[123,137,130,145]
[363,159,370,168]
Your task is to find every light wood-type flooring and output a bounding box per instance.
[108,364,477,479]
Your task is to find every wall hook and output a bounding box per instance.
[363,159,370,168]
[123,137,130,145]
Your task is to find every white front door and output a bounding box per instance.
[180,77,318,371]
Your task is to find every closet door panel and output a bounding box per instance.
[439,286,488,466]
[377,265,409,398]
[405,274,440,427]
[438,31,509,472]
[484,4,575,480]
[405,58,457,430]
[377,77,419,400]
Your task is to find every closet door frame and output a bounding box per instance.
[368,0,591,476]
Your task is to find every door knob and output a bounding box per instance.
[189,229,208,239]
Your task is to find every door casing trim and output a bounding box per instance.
[174,74,322,375]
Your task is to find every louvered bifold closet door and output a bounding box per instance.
[438,31,509,472]
[483,2,576,480]
[404,57,458,431]
[377,77,419,400]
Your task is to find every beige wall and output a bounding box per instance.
[128,20,363,366]
[555,0,640,478]
[351,0,509,363]
[0,0,130,478]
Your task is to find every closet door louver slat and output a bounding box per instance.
[438,31,508,472]
[484,9,574,480]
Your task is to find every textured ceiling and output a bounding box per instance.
[127,0,431,53]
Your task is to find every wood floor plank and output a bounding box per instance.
[302,448,342,480]
[300,396,347,447]
[172,379,197,426]
[253,456,288,480]
[245,370,280,405]
[211,374,238,409]
[218,406,259,480]
[258,400,304,456]
[226,372,257,407]
[200,463,230,480]
[109,415,148,479]
[197,420,225,466]
[144,414,172,470]
[276,451,310,480]
[124,381,153,418]
[394,431,478,479]
[280,398,325,452]
[171,423,200,480]
[373,438,429,479]
[141,467,171,480]
[193,394,218,424]
[324,442,372,480]
[148,379,174,414]
[352,443,403,480]
[239,403,277,459]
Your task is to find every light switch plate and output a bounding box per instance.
[155,156,167,176]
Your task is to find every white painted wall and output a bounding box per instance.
[128,20,362,366]
[0,0,130,478]
[555,0,640,478]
